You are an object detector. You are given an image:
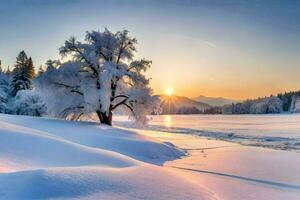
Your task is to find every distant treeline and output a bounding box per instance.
[223,91,300,114]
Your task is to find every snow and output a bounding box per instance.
[129,129,300,200]
[0,114,213,200]
[115,114,300,150]
[0,114,185,165]
[1,114,300,200]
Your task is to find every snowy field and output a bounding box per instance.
[135,130,300,200]
[115,114,300,200]
[0,114,214,200]
[0,114,299,200]
[115,114,300,150]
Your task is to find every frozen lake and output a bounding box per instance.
[115,114,300,150]
[148,114,300,138]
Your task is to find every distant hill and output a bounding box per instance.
[192,95,239,107]
[157,95,211,114]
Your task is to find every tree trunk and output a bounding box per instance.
[96,110,112,126]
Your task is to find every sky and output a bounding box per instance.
[0,0,299,100]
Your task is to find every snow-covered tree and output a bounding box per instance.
[293,98,300,113]
[36,29,159,125]
[5,66,12,75]
[10,51,35,96]
[248,96,282,114]
[27,57,35,78]
[266,96,282,113]
[37,65,45,76]
[0,69,10,113]
[13,90,46,116]
[228,95,283,114]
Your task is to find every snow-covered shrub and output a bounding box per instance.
[13,90,46,116]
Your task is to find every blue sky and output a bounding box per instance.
[0,0,299,99]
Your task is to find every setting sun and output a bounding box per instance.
[165,88,174,96]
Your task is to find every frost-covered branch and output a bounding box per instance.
[112,95,128,101]
[53,82,83,95]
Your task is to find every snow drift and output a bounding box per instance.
[0,114,213,200]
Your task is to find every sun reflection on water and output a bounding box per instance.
[164,115,172,127]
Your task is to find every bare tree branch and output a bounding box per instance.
[59,106,84,118]
[54,82,83,95]
[112,95,128,101]
[122,103,133,112]
[111,98,133,112]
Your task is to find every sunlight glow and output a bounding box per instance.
[165,88,174,97]
[164,115,172,127]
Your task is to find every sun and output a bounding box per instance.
[165,88,174,97]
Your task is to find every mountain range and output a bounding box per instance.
[158,95,211,114]
[157,95,239,114]
[192,95,239,107]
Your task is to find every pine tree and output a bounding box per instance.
[10,51,34,96]
[0,68,10,113]
[27,57,35,79]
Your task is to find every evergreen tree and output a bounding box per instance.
[10,51,34,96]
[27,57,35,79]
[0,69,10,113]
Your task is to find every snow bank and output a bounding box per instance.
[0,114,213,200]
[0,121,137,171]
[0,166,214,200]
[0,114,185,165]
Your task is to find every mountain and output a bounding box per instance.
[192,95,239,107]
[158,95,211,114]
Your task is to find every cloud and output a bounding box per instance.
[193,38,217,48]
[180,35,217,48]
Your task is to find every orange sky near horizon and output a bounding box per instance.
[152,82,298,100]
[149,68,299,100]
